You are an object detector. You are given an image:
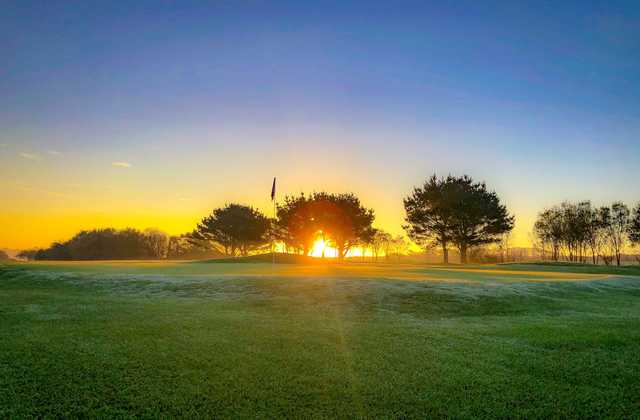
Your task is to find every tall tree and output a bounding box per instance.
[371,229,392,262]
[630,204,640,264]
[389,235,409,261]
[275,194,320,256]
[534,208,564,261]
[317,192,375,259]
[403,175,455,263]
[191,204,270,257]
[447,176,514,263]
[405,175,514,264]
[602,202,630,266]
[583,203,608,265]
[144,229,169,259]
[630,204,640,246]
[276,192,375,259]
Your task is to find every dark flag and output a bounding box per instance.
[271,177,276,201]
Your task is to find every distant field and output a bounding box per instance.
[1,261,639,418]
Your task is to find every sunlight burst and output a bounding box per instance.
[310,239,337,258]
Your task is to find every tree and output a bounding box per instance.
[629,204,640,246]
[317,192,375,260]
[371,230,392,262]
[275,194,320,256]
[496,232,512,263]
[167,234,222,259]
[144,229,169,259]
[276,192,375,260]
[584,204,607,265]
[534,207,564,261]
[601,202,630,266]
[17,249,38,260]
[0,250,9,261]
[389,235,409,261]
[404,175,514,264]
[403,175,455,263]
[190,204,270,257]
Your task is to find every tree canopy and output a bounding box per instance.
[404,174,514,263]
[190,204,270,257]
[630,204,640,246]
[276,192,375,259]
[23,228,169,260]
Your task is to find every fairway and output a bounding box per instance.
[1,261,640,418]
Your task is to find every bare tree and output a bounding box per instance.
[389,235,409,261]
[629,204,640,265]
[144,229,169,259]
[496,232,512,262]
[601,202,630,266]
[371,230,392,262]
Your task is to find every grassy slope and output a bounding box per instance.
[1,262,639,418]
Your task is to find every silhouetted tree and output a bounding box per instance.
[630,204,640,265]
[275,194,318,256]
[405,175,513,264]
[371,229,392,262]
[389,235,409,261]
[29,228,173,260]
[404,175,455,263]
[629,204,640,245]
[583,204,607,265]
[167,234,222,259]
[534,207,564,261]
[602,202,630,266]
[496,232,512,263]
[36,241,72,260]
[190,204,270,257]
[144,228,169,259]
[276,192,375,260]
[17,249,38,260]
[318,192,375,260]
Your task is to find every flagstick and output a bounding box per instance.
[272,197,276,265]
[270,177,277,266]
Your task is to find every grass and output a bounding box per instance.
[1,261,639,418]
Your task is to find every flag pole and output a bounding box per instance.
[271,177,276,266]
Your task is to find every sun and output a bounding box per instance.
[310,238,337,258]
[310,239,327,257]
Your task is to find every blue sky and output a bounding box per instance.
[1,0,639,248]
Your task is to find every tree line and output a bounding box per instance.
[18,173,638,264]
[533,201,640,266]
[17,228,220,261]
[21,174,527,264]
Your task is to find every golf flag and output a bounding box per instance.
[271,177,276,201]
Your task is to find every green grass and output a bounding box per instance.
[1,261,639,418]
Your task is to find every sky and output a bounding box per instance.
[1,0,639,249]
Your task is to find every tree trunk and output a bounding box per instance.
[460,245,468,264]
[441,243,449,264]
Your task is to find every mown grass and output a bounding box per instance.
[1,261,639,418]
